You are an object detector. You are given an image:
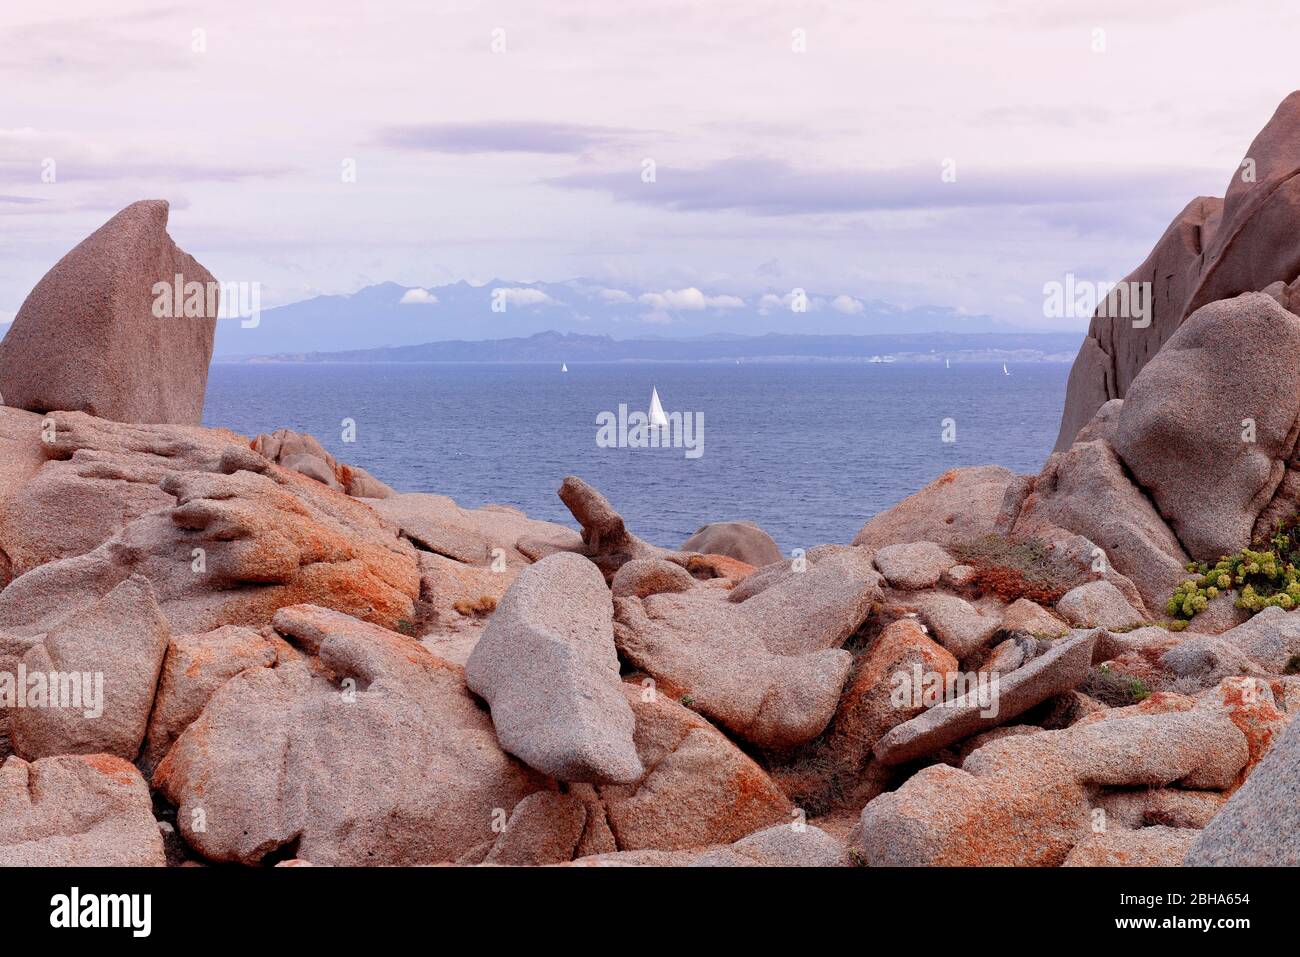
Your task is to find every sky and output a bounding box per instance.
[2,0,1299,333]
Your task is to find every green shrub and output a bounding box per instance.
[1167,517,1300,620]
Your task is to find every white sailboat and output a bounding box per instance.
[1002,363,1010,376]
[561,363,568,373]
[648,386,669,427]
[945,357,950,369]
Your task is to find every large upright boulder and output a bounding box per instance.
[0,201,218,425]
[465,552,643,784]
[1110,293,1300,560]
[1056,92,1300,449]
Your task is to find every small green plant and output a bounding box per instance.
[1082,664,1151,707]
[396,618,417,636]
[680,694,695,708]
[1168,517,1300,620]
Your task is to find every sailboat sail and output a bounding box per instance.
[561,363,568,372]
[648,387,669,427]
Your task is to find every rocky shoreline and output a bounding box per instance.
[3,98,1300,868]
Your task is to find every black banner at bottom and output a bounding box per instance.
[0,865,1279,943]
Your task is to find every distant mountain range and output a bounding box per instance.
[217,329,1084,364]
[211,279,1062,358]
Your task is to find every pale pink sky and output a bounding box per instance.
[2,0,1297,327]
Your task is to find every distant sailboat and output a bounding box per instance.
[1002,363,1010,376]
[561,363,568,373]
[945,358,950,369]
[648,386,669,427]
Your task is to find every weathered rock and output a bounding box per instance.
[466,552,643,784]
[691,824,850,867]
[613,548,880,749]
[0,429,420,634]
[729,545,881,656]
[413,549,512,634]
[1111,293,1300,561]
[970,707,1249,791]
[1063,827,1199,867]
[0,753,165,866]
[0,409,248,579]
[1056,580,1144,630]
[862,685,1250,866]
[1095,788,1226,830]
[908,592,1000,659]
[611,558,697,599]
[781,618,956,808]
[251,428,400,499]
[1200,676,1289,778]
[10,576,168,761]
[595,683,791,851]
[0,201,217,425]
[1054,197,1220,451]
[1216,605,1300,673]
[1159,634,1270,690]
[1057,93,1300,448]
[153,605,549,865]
[681,521,782,567]
[1095,625,1180,664]
[370,492,580,569]
[1184,714,1300,865]
[853,466,1022,550]
[873,542,955,590]
[858,758,1089,866]
[873,630,1095,765]
[1000,598,1070,638]
[1013,437,1190,612]
[483,791,587,866]
[942,563,978,587]
[979,635,1040,676]
[558,475,670,577]
[141,625,277,773]
[281,452,343,490]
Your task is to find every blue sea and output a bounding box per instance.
[203,362,1067,552]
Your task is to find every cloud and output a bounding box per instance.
[596,288,634,303]
[493,286,554,306]
[638,287,745,310]
[831,294,865,315]
[399,287,438,305]
[0,8,196,76]
[0,129,295,184]
[548,157,1220,216]
[758,291,826,315]
[376,121,633,155]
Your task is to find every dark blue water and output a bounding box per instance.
[204,362,1067,551]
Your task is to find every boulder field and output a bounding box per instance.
[4,97,1300,866]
